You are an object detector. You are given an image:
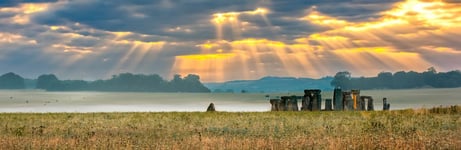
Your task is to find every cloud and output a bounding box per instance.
[0,0,460,82]
[0,0,57,7]
[171,0,461,81]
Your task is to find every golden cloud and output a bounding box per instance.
[171,0,461,81]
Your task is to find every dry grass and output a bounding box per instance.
[1,106,460,149]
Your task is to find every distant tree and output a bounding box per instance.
[406,71,424,88]
[169,74,210,92]
[377,72,393,88]
[423,67,437,87]
[431,70,461,88]
[169,74,184,92]
[330,67,461,90]
[0,72,25,89]
[36,74,60,90]
[35,73,211,92]
[392,71,407,89]
[331,71,351,89]
[60,80,89,91]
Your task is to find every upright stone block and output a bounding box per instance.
[304,89,322,111]
[383,98,390,111]
[316,90,322,110]
[367,97,374,111]
[351,89,360,110]
[301,94,309,111]
[270,99,281,111]
[333,88,343,111]
[290,95,299,111]
[358,97,366,111]
[343,92,354,111]
[207,103,216,112]
[325,99,333,111]
[280,96,289,111]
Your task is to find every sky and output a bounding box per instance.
[0,0,461,82]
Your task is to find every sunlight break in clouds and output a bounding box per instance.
[1,0,461,82]
[171,0,461,82]
[0,3,50,24]
[211,7,270,40]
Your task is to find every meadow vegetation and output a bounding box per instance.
[0,106,460,149]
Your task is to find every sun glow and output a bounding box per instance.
[211,8,272,40]
[3,3,51,24]
[109,39,166,75]
[171,0,461,81]
[172,38,330,82]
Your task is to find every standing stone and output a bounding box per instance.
[316,90,322,110]
[270,99,281,111]
[325,99,333,111]
[351,90,360,110]
[311,94,319,111]
[343,92,354,111]
[303,90,313,111]
[358,97,366,111]
[383,98,390,111]
[290,95,299,111]
[301,94,309,111]
[207,103,216,112]
[367,97,374,111]
[306,94,313,111]
[280,96,289,111]
[333,88,343,111]
[303,89,322,111]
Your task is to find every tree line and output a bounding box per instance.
[0,72,210,92]
[331,67,461,90]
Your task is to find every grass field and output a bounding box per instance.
[1,106,460,149]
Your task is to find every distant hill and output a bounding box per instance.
[204,76,334,93]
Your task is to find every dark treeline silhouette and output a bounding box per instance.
[36,73,210,92]
[0,72,25,89]
[0,72,210,92]
[331,67,461,90]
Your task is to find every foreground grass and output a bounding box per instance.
[1,106,460,149]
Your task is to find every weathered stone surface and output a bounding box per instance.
[333,88,343,111]
[343,92,354,111]
[360,96,375,111]
[325,99,333,111]
[290,95,299,111]
[367,97,374,111]
[281,96,289,111]
[351,90,360,110]
[270,99,281,111]
[358,97,366,111]
[301,95,309,111]
[383,98,390,111]
[207,103,216,112]
[304,89,322,111]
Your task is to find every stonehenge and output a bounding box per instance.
[269,89,387,111]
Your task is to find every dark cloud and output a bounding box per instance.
[33,0,261,41]
[32,0,394,42]
[0,0,57,7]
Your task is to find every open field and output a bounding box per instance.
[1,106,460,149]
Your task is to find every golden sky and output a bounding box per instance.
[0,0,460,82]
